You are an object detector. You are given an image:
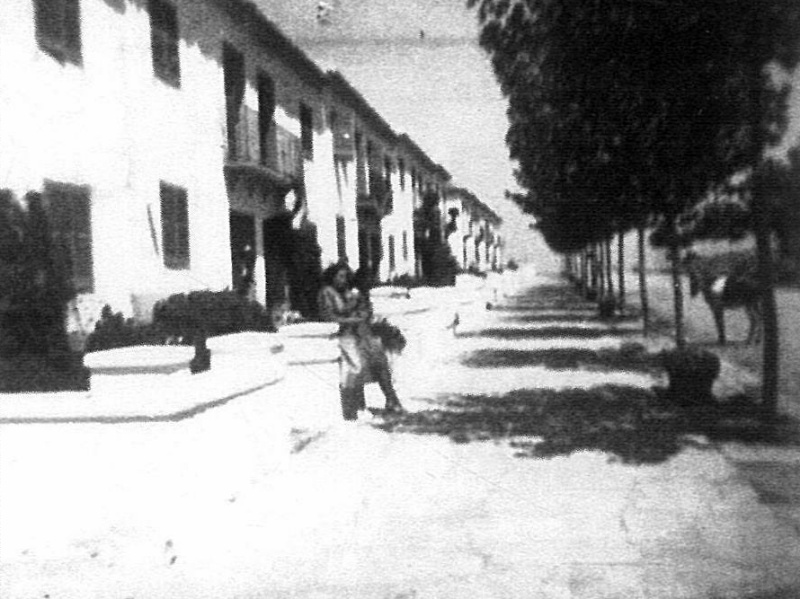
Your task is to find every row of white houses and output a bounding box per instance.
[0,0,503,323]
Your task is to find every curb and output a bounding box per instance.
[0,280,496,426]
[0,341,288,425]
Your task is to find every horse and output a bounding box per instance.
[682,252,763,345]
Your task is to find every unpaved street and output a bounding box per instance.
[2,273,800,598]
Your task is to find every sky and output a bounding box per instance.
[252,0,800,268]
[254,0,560,268]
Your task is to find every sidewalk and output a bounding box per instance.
[0,332,287,424]
[0,272,500,425]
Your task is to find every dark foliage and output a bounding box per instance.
[0,190,75,358]
[85,305,167,352]
[414,189,460,287]
[263,214,323,319]
[152,289,274,344]
[388,273,425,289]
[463,264,488,279]
[0,189,88,391]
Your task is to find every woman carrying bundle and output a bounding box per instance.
[318,262,403,421]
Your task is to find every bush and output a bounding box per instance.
[506,258,519,271]
[465,264,489,279]
[661,346,721,406]
[389,273,425,289]
[86,305,166,352]
[1,190,75,358]
[425,245,459,287]
[153,289,275,344]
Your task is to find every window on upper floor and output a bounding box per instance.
[160,181,190,270]
[402,231,408,261]
[42,181,93,293]
[300,103,314,160]
[34,0,82,66]
[149,0,181,88]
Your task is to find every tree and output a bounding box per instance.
[414,188,459,286]
[469,0,800,413]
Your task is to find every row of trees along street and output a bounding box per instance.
[468,0,800,418]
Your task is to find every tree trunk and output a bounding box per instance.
[605,236,614,298]
[638,226,650,337]
[638,226,650,336]
[668,226,686,350]
[597,243,605,299]
[618,231,626,311]
[754,191,780,417]
[582,248,589,293]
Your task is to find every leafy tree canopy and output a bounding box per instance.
[469,0,800,252]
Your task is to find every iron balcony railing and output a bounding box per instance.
[225,106,303,188]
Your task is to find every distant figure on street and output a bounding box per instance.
[446,311,460,336]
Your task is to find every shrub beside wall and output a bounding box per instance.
[0,189,89,391]
[152,289,275,344]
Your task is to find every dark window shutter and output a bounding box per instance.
[63,0,82,62]
[160,182,189,270]
[34,0,82,65]
[34,0,61,48]
[149,0,180,87]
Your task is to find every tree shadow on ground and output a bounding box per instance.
[493,304,597,313]
[502,312,640,325]
[459,326,640,340]
[460,343,662,374]
[371,385,800,465]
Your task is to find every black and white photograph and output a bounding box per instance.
[2,0,800,597]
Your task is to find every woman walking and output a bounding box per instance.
[318,262,403,420]
[351,267,404,414]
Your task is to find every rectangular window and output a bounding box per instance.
[34,0,82,65]
[149,0,181,87]
[388,235,396,272]
[160,181,190,270]
[300,103,314,160]
[402,231,408,261]
[42,181,93,293]
[398,159,406,190]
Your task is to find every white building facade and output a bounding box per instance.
[0,0,502,325]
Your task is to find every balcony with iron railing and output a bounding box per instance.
[224,106,303,190]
